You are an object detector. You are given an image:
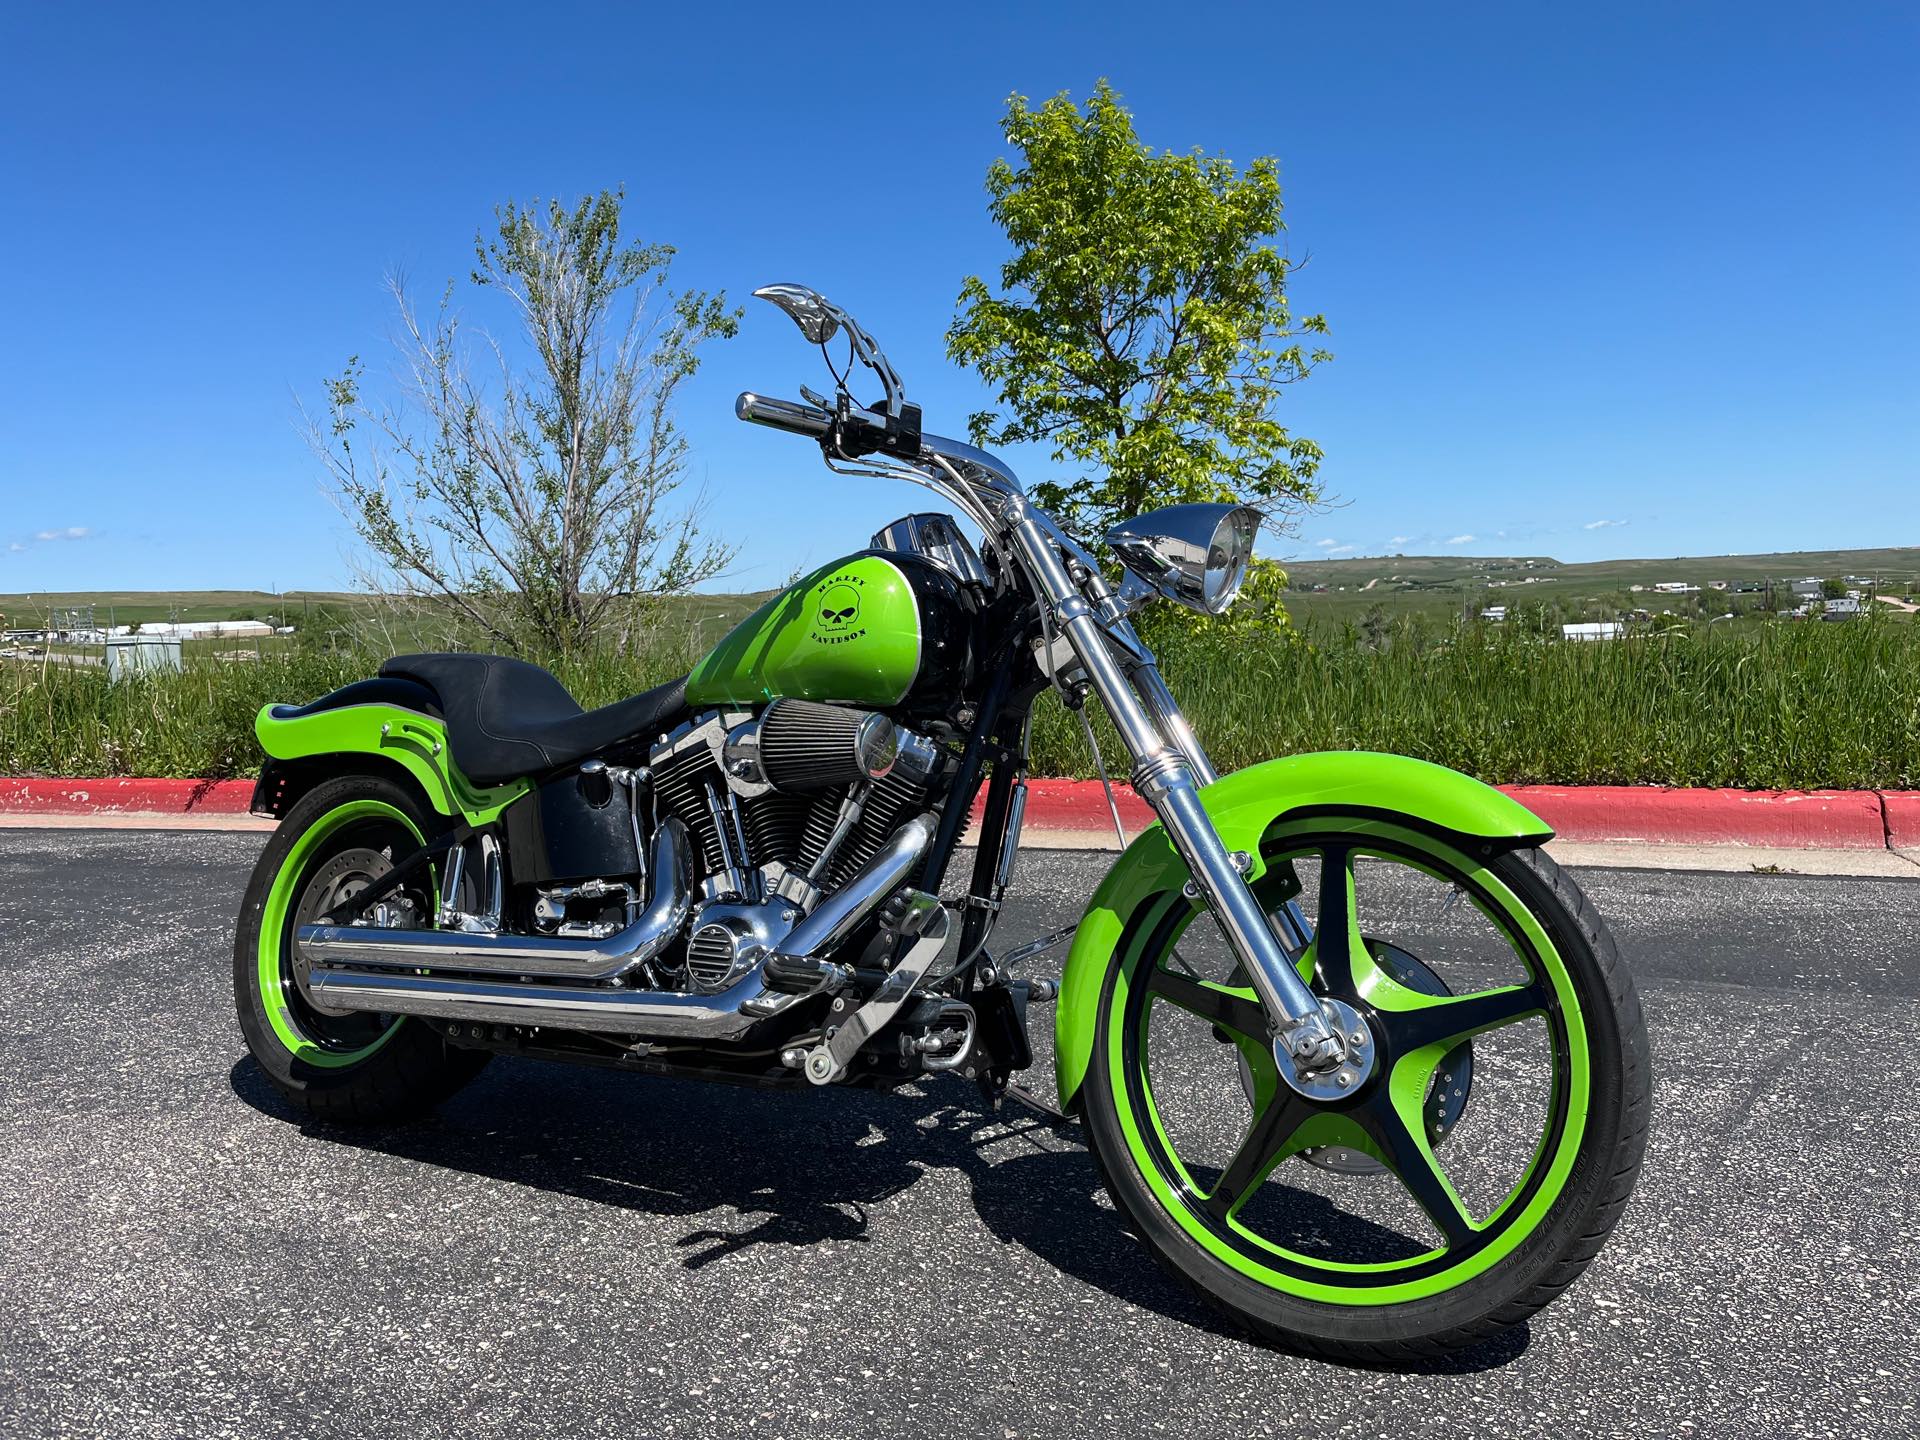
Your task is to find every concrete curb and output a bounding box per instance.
[1,775,1916,853]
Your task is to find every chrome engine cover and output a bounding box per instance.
[682,898,802,994]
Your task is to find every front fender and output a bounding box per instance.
[1051,751,1551,1112]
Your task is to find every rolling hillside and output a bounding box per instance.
[1277,546,1920,626]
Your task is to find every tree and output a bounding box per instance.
[314,190,740,655]
[947,81,1331,537]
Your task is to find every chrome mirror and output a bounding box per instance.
[1105,503,1261,615]
[753,284,841,346]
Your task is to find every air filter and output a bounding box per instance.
[757,698,898,793]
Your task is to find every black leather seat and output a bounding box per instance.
[380,653,689,786]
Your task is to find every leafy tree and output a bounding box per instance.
[1821,577,1847,600]
[947,81,1331,536]
[314,190,739,655]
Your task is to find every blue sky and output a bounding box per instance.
[1,1,1913,595]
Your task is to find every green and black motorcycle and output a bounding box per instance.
[237,284,1649,1361]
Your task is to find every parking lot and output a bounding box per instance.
[1,828,1915,1438]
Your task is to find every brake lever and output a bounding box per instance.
[799,383,836,411]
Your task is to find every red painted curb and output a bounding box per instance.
[1883,791,1920,851]
[1498,785,1890,849]
[2,775,1915,849]
[969,779,1912,850]
[0,777,257,816]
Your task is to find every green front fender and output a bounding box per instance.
[1051,751,1551,1111]
[254,703,529,826]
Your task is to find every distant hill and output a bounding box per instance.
[1283,547,1920,589]
[0,590,361,629]
[1278,546,1920,625]
[7,544,1917,634]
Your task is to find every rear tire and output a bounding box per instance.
[1082,831,1651,1364]
[234,772,489,1123]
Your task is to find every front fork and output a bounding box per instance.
[1011,513,1347,1085]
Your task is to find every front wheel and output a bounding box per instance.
[234,772,489,1123]
[1081,818,1651,1363]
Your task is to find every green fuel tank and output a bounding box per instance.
[685,551,972,711]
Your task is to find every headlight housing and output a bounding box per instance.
[1105,503,1260,615]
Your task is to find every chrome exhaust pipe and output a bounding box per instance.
[306,961,786,1038]
[303,813,937,1039]
[766,812,932,973]
[295,818,692,984]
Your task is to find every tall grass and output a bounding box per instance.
[4,617,1916,789]
[1034,616,1920,789]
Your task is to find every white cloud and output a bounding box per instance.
[1446,534,1475,545]
[1314,537,1341,549]
[1388,535,1411,546]
[7,525,93,556]
[1323,543,1355,556]
[1583,519,1628,531]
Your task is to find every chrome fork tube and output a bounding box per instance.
[1129,653,1219,785]
[1007,513,1328,1038]
[1127,637,1316,957]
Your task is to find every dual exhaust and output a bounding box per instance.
[297,813,936,1040]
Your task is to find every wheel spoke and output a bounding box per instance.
[1147,966,1266,1041]
[1349,1081,1477,1248]
[1376,982,1546,1054]
[1308,843,1366,1001]
[1202,1090,1314,1220]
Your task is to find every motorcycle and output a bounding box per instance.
[236,284,1650,1360]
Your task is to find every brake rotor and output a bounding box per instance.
[292,846,407,1017]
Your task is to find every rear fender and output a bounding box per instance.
[1051,751,1552,1112]
[253,700,528,825]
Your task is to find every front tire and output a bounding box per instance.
[234,773,489,1123]
[1081,821,1651,1363]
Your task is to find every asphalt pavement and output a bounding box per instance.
[0,829,1915,1439]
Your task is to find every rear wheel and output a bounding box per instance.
[234,773,488,1122]
[1081,818,1650,1362]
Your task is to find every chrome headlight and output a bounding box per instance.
[1105,503,1260,615]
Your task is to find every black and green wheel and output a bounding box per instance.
[234,772,488,1122]
[1081,817,1650,1362]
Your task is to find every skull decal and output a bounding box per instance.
[817,582,861,634]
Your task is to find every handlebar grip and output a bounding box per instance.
[735,392,833,439]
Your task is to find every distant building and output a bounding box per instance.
[1651,582,1698,594]
[138,620,274,639]
[1562,622,1624,642]
[1481,606,1508,623]
[1822,596,1863,620]
[1708,580,1729,591]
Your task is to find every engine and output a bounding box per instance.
[643,699,949,993]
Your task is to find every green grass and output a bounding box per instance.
[4,613,1916,790]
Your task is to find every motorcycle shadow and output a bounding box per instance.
[229,1054,1528,1373]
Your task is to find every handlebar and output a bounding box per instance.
[735,388,1025,512]
[734,392,833,439]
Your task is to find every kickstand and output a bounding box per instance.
[1003,1081,1073,1124]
